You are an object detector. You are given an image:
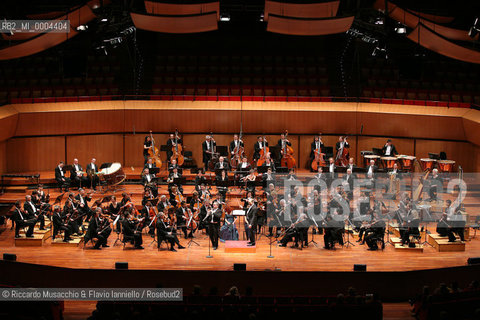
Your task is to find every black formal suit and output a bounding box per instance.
[55,166,70,190]
[245,204,258,245]
[347,163,356,172]
[122,218,143,248]
[24,201,44,229]
[142,174,156,187]
[202,140,217,169]
[335,141,349,152]
[310,140,324,159]
[194,176,206,191]
[70,164,87,188]
[229,140,244,154]
[144,163,156,171]
[382,144,398,157]
[253,141,268,161]
[206,208,222,249]
[214,160,230,173]
[12,207,35,237]
[176,206,188,238]
[86,163,99,189]
[366,165,378,178]
[85,216,107,248]
[262,161,275,172]
[167,138,182,161]
[52,210,72,241]
[75,194,92,220]
[263,172,276,188]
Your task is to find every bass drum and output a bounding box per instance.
[100,162,126,186]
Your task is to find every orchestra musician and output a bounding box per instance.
[216,170,229,202]
[166,133,182,162]
[327,157,336,182]
[382,139,398,157]
[24,195,45,230]
[241,169,257,196]
[144,158,156,171]
[167,168,183,193]
[157,195,171,213]
[347,158,356,172]
[70,158,87,188]
[199,184,211,202]
[263,167,275,188]
[268,197,285,238]
[335,136,349,166]
[277,133,291,162]
[310,134,324,161]
[194,170,207,192]
[122,210,144,249]
[323,209,345,250]
[86,207,111,249]
[235,157,251,187]
[366,159,378,179]
[400,203,420,246]
[278,209,309,249]
[262,156,276,172]
[245,199,258,247]
[12,200,36,238]
[76,188,93,221]
[363,215,386,251]
[253,136,268,162]
[52,205,73,242]
[108,196,122,233]
[141,168,157,197]
[176,201,189,239]
[35,184,50,204]
[143,134,153,164]
[313,167,327,192]
[168,159,179,171]
[214,156,230,174]
[428,168,442,201]
[86,158,100,191]
[230,134,244,155]
[55,161,70,192]
[202,135,216,171]
[156,211,185,251]
[140,201,156,237]
[436,212,456,242]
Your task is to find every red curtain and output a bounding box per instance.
[131,12,218,33]
[408,24,480,64]
[264,0,340,21]
[144,1,220,20]
[267,15,354,36]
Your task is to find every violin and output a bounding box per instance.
[280,130,296,169]
[147,130,163,169]
[170,128,184,166]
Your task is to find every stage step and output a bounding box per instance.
[51,237,83,247]
[224,240,256,253]
[389,237,402,244]
[3,186,28,193]
[394,243,424,252]
[19,227,51,237]
[427,233,466,252]
[15,233,47,246]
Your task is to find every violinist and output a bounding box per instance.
[263,167,275,189]
[202,135,216,171]
[314,167,327,189]
[214,156,230,173]
[261,156,276,172]
[167,168,183,193]
[76,188,93,220]
[267,193,284,238]
[122,211,144,249]
[198,199,212,231]
[86,207,111,249]
[55,161,70,192]
[204,201,222,250]
[199,184,211,202]
[279,209,308,249]
[323,209,345,250]
[156,211,185,251]
[120,192,130,206]
[253,136,268,162]
[216,170,229,202]
[168,159,179,171]
[277,133,291,161]
[143,134,153,164]
[141,201,156,237]
[12,200,36,238]
[169,185,184,208]
[235,157,251,187]
[286,168,297,181]
[400,203,420,247]
[36,184,50,204]
[144,158,157,171]
[142,168,156,188]
[70,158,87,188]
[241,169,257,196]
[31,190,51,216]
[166,133,182,162]
[310,134,324,161]
[194,170,206,192]
[52,205,73,242]
[142,187,155,206]
[176,201,189,239]
[157,195,171,213]
[190,191,202,214]
[24,195,45,230]
[436,212,456,242]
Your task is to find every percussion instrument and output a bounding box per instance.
[420,158,436,172]
[100,162,126,186]
[380,156,398,169]
[397,155,416,171]
[363,154,380,167]
[437,160,455,173]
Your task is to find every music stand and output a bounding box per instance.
[149,167,160,175]
[344,218,356,247]
[276,167,289,173]
[216,146,228,157]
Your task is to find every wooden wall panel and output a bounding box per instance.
[0,141,6,174]
[6,136,65,173]
[356,112,466,140]
[356,137,415,167]
[66,135,124,169]
[463,118,480,147]
[474,145,480,173]
[415,140,474,172]
[124,133,169,168]
[15,110,124,136]
[0,114,18,142]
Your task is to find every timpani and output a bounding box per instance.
[420,158,436,172]
[437,160,455,173]
[397,155,416,171]
[363,154,380,167]
[380,156,398,169]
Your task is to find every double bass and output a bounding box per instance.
[311,145,326,171]
[256,136,270,167]
[147,130,162,168]
[207,133,220,171]
[280,130,296,169]
[170,129,184,166]
[335,136,349,167]
[230,134,245,169]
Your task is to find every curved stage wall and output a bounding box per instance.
[0,100,479,173]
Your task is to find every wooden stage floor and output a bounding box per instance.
[1,168,479,272]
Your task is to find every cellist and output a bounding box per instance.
[166,133,182,163]
[335,136,350,167]
[253,136,268,162]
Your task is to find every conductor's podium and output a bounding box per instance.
[224,240,256,253]
[427,233,466,252]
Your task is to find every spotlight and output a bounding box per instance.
[259,13,264,22]
[220,14,230,22]
[395,23,407,34]
[469,17,479,38]
[76,25,88,31]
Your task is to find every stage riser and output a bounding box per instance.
[427,233,466,252]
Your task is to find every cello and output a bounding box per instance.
[230,133,245,169]
[280,130,296,169]
[147,130,162,169]
[335,136,349,167]
[170,129,184,166]
[256,136,270,167]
